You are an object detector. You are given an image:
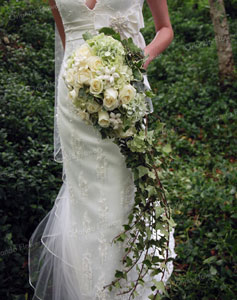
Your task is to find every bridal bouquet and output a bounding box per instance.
[63,28,176,300]
[63,30,149,139]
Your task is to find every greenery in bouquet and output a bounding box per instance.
[63,27,176,299]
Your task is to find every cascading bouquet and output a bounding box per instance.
[63,27,176,300]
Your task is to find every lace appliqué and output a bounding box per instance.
[81,251,93,295]
[82,211,93,237]
[78,171,89,201]
[68,180,77,205]
[71,131,86,160]
[92,147,108,181]
[120,174,135,210]
[98,232,109,265]
[95,273,110,300]
[98,192,109,225]
[68,221,79,237]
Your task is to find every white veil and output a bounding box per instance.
[54,23,64,164]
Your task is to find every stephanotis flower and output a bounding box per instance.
[109,112,123,129]
[96,66,120,85]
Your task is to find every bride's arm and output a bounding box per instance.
[48,0,66,50]
[144,0,174,69]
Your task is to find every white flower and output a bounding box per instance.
[103,88,119,111]
[65,69,75,85]
[98,110,110,128]
[110,112,123,129]
[67,58,74,69]
[87,101,101,113]
[78,109,90,122]
[96,66,120,85]
[90,78,103,95]
[87,56,103,71]
[119,84,136,105]
[75,43,93,59]
[77,68,92,85]
[68,88,78,100]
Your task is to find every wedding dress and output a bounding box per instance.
[28,0,177,299]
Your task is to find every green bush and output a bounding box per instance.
[0,1,61,299]
[0,0,236,299]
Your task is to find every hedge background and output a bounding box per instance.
[0,0,236,299]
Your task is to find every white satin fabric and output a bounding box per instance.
[28,1,177,299]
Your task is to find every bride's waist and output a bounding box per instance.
[64,20,96,43]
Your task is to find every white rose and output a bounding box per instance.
[87,56,103,71]
[90,78,103,95]
[65,69,75,85]
[75,43,93,58]
[119,84,136,104]
[78,109,90,122]
[67,58,74,69]
[103,88,119,111]
[77,68,92,85]
[87,101,101,113]
[98,110,110,128]
[69,88,78,100]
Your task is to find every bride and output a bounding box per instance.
[28,0,175,299]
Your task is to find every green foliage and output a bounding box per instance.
[0,0,236,299]
[141,1,237,299]
[0,1,61,299]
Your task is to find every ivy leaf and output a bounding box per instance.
[155,206,165,218]
[148,294,161,300]
[146,185,156,197]
[133,68,143,81]
[162,215,177,228]
[148,170,156,179]
[162,143,172,154]
[118,233,126,242]
[210,265,217,275]
[98,27,117,35]
[126,256,133,267]
[82,31,93,41]
[203,256,217,264]
[137,166,148,178]
[146,226,152,240]
[144,259,152,268]
[152,280,169,297]
[115,270,124,278]
[115,281,121,289]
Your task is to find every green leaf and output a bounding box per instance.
[115,281,121,289]
[155,206,165,218]
[115,270,124,278]
[137,166,148,178]
[162,215,177,228]
[162,144,172,154]
[146,185,156,197]
[148,170,156,179]
[98,27,117,35]
[203,256,217,264]
[152,279,165,292]
[210,266,217,276]
[133,68,143,81]
[82,31,93,41]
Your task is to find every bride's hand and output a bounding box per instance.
[142,46,155,70]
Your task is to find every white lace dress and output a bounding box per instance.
[28,0,177,299]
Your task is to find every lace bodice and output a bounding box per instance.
[55,0,146,59]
